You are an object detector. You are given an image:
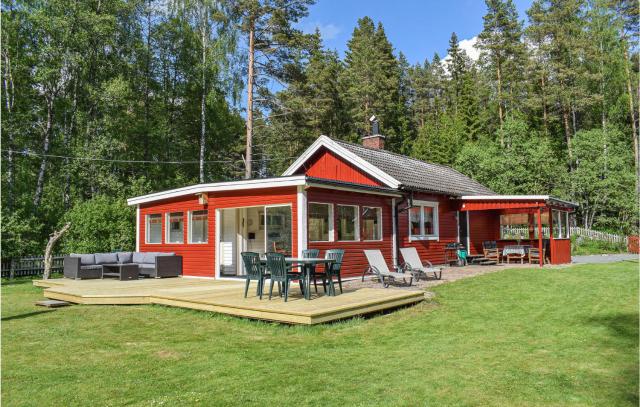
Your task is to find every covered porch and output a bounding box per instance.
[460,195,577,266]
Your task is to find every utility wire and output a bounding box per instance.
[2,149,297,164]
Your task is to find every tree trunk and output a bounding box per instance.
[496,57,504,147]
[623,47,639,191]
[541,73,548,136]
[43,223,71,280]
[245,18,255,179]
[3,47,15,211]
[199,4,208,183]
[562,105,573,165]
[34,98,54,208]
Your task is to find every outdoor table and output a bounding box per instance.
[285,258,335,300]
[502,245,530,263]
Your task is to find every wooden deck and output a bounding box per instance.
[33,278,424,325]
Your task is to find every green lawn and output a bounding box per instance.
[2,262,638,406]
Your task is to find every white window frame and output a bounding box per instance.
[361,206,383,242]
[336,204,360,242]
[145,213,163,244]
[308,202,334,242]
[553,210,571,239]
[188,210,209,244]
[408,200,439,241]
[165,212,184,244]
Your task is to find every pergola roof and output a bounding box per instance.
[459,195,577,211]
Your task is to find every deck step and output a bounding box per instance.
[35,299,71,308]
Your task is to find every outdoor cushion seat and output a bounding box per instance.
[138,263,156,269]
[95,252,118,264]
[71,253,95,265]
[117,252,133,263]
[132,252,146,263]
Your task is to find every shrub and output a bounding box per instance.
[60,195,135,254]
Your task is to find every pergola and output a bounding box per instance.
[459,195,578,267]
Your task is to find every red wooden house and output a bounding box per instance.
[127,134,576,278]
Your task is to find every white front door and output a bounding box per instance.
[220,209,237,276]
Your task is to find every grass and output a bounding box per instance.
[572,238,628,255]
[2,262,638,406]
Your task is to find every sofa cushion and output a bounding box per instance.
[117,252,133,264]
[157,252,175,256]
[142,252,158,264]
[71,253,95,266]
[132,252,145,263]
[95,252,118,265]
[139,263,156,269]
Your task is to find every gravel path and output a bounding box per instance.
[342,263,539,293]
[571,253,638,264]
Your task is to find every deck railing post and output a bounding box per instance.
[537,208,543,268]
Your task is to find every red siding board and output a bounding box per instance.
[298,149,384,187]
[139,187,298,277]
[468,210,501,256]
[307,188,394,278]
[399,193,460,265]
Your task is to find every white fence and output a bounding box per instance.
[500,226,628,244]
[571,227,628,245]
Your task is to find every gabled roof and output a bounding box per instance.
[283,135,494,196]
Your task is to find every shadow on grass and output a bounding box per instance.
[2,310,55,321]
[586,312,639,405]
[587,312,639,343]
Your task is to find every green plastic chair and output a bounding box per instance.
[457,248,468,266]
[265,252,304,302]
[302,249,323,293]
[325,249,345,295]
[241,252,267,299]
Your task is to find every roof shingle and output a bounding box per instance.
[333,139,494,196]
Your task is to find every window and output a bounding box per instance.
[362,207,382,241]
[166,212,184,243]
[408,201,439,240]
[336,205,358,241]
[146,214,162,244]
[189,210,208,243]
[533,211,550,239]
[309,203,333,242]
[500,213,529,240]
[553,210,570,239]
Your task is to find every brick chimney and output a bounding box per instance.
[362,134,386,150]
[362,115,385,149]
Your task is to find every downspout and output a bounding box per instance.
[394,188,413,266]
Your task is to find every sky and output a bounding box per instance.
[299,0,534,64]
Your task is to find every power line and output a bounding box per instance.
[2,149,297,164]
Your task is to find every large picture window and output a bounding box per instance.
[166,212,184,243]
[500,213,529,240]
[362,206,382,241]
[189,210,208,243]
[409,201,439,240]
[553,210,570,239]
[146,214,162,244]
[309,203,333,242]
[336,205,358,241]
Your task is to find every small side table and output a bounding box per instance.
[102,264,139,281]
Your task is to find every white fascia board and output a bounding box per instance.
[305,182,402,197]
[460,195,550,201]
[282,135,401,189]
[127,175,307,206]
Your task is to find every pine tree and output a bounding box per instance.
[477,0,526,141]
[341,17,401,148]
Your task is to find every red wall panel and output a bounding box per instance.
[468,210,501,255]
[307,188,394,278]
[398,193,460,265]
[299,149,384,187]
[139,195,214,277]
[550,239,571,264]
[139,187,298,277]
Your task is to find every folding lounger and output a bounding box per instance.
[363,250,413,288]
[399,247,443,280]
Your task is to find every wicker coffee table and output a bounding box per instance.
[102,264,139,281]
